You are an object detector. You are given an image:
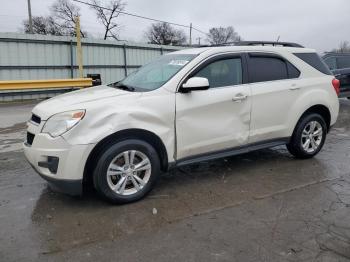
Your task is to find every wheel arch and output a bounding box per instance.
[83,128,169,189]
[295,104,331,133]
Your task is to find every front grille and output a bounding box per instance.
[27,132,35,145]
[31,114,41,125]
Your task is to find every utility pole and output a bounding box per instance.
[189,23,192,46]
[75,16,83,78]
[197,37,201,46]
[27,0,33,34]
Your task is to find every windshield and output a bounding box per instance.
[114,54,196,91]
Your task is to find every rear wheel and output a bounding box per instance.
[287,113,327,159]
[93,139,161,204]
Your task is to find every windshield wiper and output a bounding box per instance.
[109,83,135,92]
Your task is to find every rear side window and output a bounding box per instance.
[194,58,242,88]
[287,62,301,78]
[337,57,350,69]
[248,54,300,83]
[294,53,332,75]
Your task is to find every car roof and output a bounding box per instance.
[172,46,316,56]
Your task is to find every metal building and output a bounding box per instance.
[0,33,183,84]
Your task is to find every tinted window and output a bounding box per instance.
[248,56,289,83]
[194,58,242,88]
[337,57,350,69]
[287,62,301,78]
[294,53,332,75]
[324,57,337,70]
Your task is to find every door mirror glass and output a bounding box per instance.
[181,77,210,91]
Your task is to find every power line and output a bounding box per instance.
[71,0,208,36]
[192,26,207,35]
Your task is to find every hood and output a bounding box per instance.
[32,85,141,120]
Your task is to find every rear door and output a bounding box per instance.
[247,52,301,143]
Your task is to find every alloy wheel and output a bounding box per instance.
[106,150,152,195]
[301,121,323,153]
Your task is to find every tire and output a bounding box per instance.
[287,113,327,159]
[93,139,161,204]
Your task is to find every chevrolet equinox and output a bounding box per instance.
[24,42,340,203]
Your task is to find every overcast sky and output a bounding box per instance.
[0,0,348,52]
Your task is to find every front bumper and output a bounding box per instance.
[23,133,95,196]
[34,165,82,196]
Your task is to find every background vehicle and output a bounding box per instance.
[24,41,340,204]
[323,53,350,98]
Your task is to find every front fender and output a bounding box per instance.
[62,90,176,162]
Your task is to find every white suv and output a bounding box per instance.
[24,42,340,204]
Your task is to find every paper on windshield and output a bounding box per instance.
[168,60,190,66]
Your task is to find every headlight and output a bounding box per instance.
[42,110,85,137]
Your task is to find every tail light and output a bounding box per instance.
[332,78,340,96]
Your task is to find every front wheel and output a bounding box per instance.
[93,139,161,204]
[287,113,327,159]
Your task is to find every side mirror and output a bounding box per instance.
[181,77,210,92]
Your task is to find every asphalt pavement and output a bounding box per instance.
[1,99,350,262]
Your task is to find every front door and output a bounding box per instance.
[176,54,251,160]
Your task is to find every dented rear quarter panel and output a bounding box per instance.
[286,76,339,136]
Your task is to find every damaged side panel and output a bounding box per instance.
[175,85,251,160]
[62,89,176,163]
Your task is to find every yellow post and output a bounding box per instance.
[75,16,83,78]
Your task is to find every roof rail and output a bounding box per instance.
[199,41,304,48]
[232,41,304,48]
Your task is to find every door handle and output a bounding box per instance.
[289,84,300,91]
[232,94,248,102]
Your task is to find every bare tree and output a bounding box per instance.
[89,0,126,40]
[332,41,350,53]
[23,16,64,36]
[145,22,187,46]
[207,26,241,45]
[51,0,87,37]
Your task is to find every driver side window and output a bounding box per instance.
[194,58,242,88]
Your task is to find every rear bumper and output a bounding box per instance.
[339,90,350,98]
